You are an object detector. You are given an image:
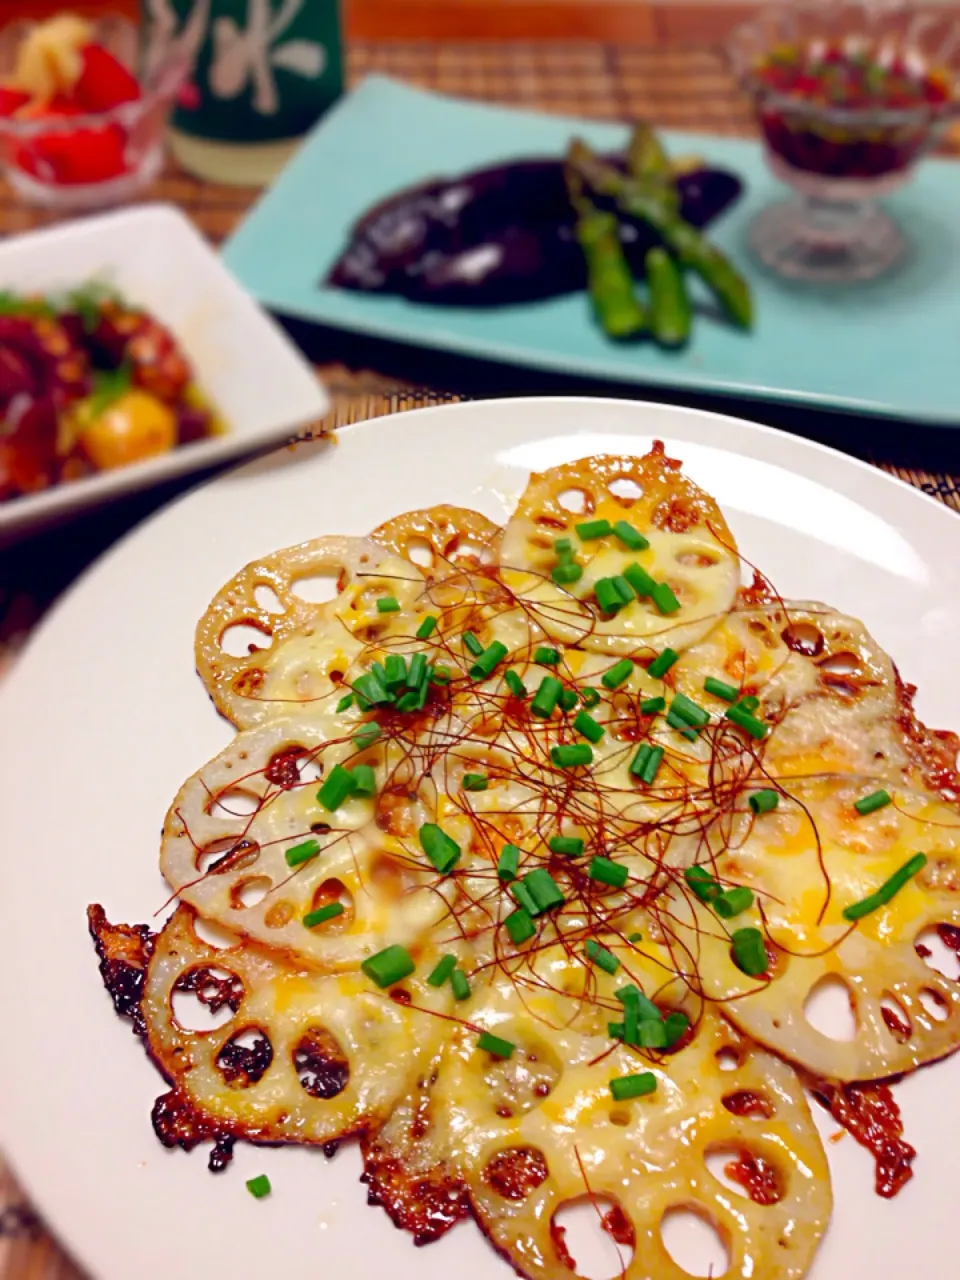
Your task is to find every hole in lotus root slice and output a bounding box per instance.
[557,487,590,514]
[371,505,502,574]
[195,838,260,877]
[294,1026,350,1098]
[231,877,272,909]
[207,788,261,819]
[195,535,405,729]
[138,907,452,1155]
[435,948,828,1280]
[660,1206,730,1278]
[484,1147,550,1201]
[499,449,740,657]
[551,1197,635,1279]
[880,993,913,1043]
[479,1034,563,1119]
[803,975,857,1042]
[915,924,960,981]
[705,1145,786,1205]
[171,965,244,1032]
[217,1027,274,1087]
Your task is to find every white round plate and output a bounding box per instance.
[1,397,959,1280]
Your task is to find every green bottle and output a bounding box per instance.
[142,0,343,185]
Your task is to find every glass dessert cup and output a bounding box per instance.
[729,2,960,283]
[0,16,189,212]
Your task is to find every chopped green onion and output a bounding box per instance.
[395,686,428,713]
[842,853,927,922]
[376,597,400,613]
[430,665,452,685]
[531,675,563,719]
[336,693,354,712]
[535,646,561,665]
[613,520,649,551]
[477,1031,515,1059]
[615,984,661,1023]
[353,723,382,749]
[714,887,754,919]
[286,838,321,868]
[552,562,583,586]
[573,710,604,743]
[498,844,521,882]
[349,764,376,797]
[731,927,769,977]
[470,640,508,681]
[551,743,594,768]
[362,944,415,988]
[648,648,679,679]
[510,881,538,914]
[586,939,620,974]
[602,659,634,690]
[611,575,636,605]
[303,902,345,928]
[629,744,652,779]
[554,537,574,555]
[576,518,613,540]
[504,669,527,699]
[735,695,760,712]
[419,823,461,875]
[685,865,720,902]
[523,869,565,914]
[353,672,392,707]
[854,789,892,816]
[463,631,484,657]
[246,1175,272,1199]
[608,1020,625,1040]
[580,687,601,708]
[416,615,438,639]
[384,654,407,687]
[638,1020,667,1049]
[628,931,643,943]
[549,835,584,857]
[406,652,428,689]
[670,693,710,727]
[650,582,681,615]
[725,704,769,739]
[559,688,579,711]
[318,763,357,811]
[451,969,471,1001]
[704,676,739,703]
[666,710,698,741]
[640,745,664,785]
[639,695,666,715]
[463,773,488,791]
[748,789,779,815]
[589,856,628,889]
[623,562,656,597]
[427,954,457,987]
[663,1011,690,1046]
[504,907,535,944]
[610,1072,657,1101]
[595,577,624,614]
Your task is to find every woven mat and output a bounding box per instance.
[2,37,960,1280]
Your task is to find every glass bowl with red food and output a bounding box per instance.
[729,1,960,281]
[0,14,190,209]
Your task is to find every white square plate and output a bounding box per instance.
[0,203,328,542]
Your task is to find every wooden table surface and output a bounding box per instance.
[3,25,960,1280]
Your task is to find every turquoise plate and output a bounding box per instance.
[224,75,960,424]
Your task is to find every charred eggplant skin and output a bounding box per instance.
[327,156,743,307]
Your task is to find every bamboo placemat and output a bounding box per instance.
[2,38,959,1280]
